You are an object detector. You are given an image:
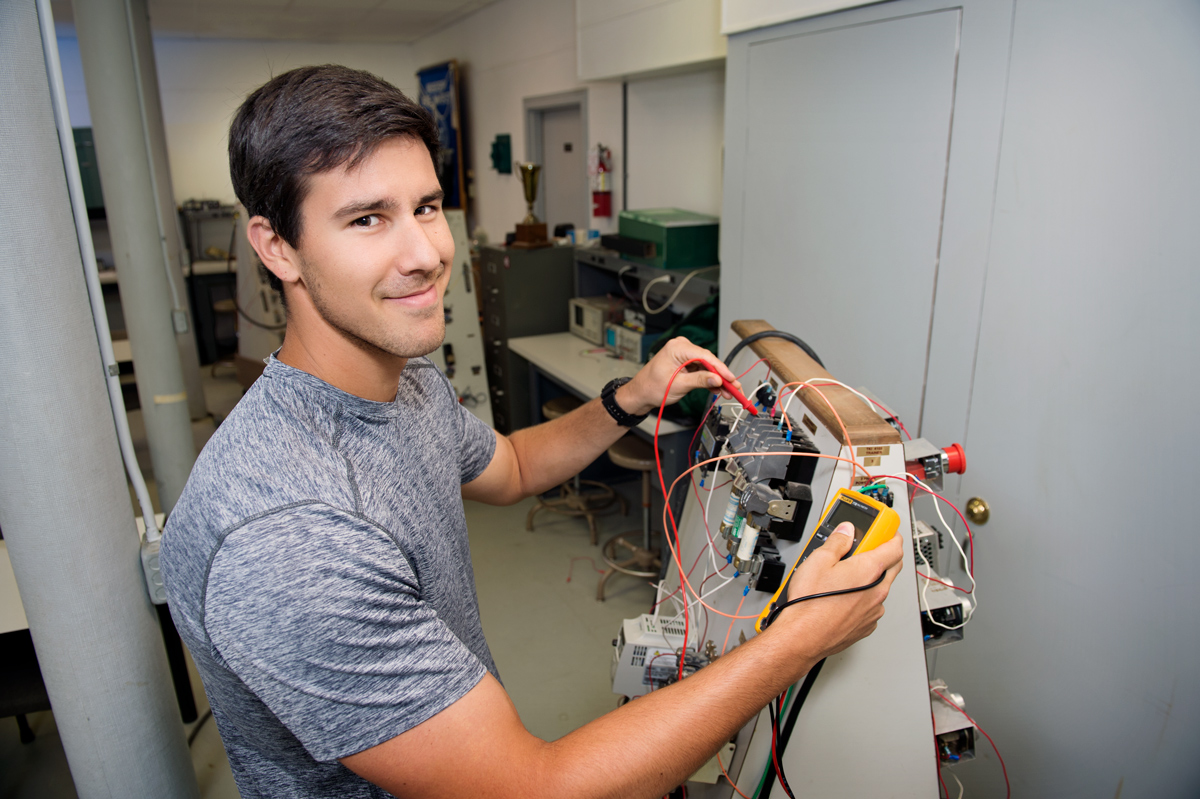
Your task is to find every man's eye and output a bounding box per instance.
[415,205,439,217]
[351,215,379,227]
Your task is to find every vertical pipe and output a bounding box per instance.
[125,0,208,422]
[0,3,198,796]
[72,0,197,514]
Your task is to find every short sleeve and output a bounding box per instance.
[204,503,488,763]
[456,400,496,484]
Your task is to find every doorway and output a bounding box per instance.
[524,91,588,236]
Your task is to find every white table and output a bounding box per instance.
[506,332,696,519]
[507,332,687,437]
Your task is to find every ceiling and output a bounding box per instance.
[51,0,499,44]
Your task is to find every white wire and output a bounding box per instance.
[879,472,976,629]
[703,472,725,574]
[805,379,878,419]
[38,0,161,539]
[641,265,719,314]
[950,770,964,799]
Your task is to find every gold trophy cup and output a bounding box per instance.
[512,162,549,248]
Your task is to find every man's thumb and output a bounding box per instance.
[823,522,857,560]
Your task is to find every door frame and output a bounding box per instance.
[523,90,588,227]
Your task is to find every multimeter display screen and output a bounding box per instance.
[825,499,879,551]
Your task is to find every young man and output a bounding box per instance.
[160,65,903,799]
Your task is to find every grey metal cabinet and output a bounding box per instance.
[720,0,1200,796]
[479,245,575,434]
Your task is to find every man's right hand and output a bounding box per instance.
[768,521,905,662]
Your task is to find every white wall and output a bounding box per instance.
[154,39,419,205]
[577,0,725,80]
[58,34,419,204]
[625,66,725,215]
[408,0,623,241]
[58,0,726,245]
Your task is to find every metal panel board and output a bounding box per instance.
[731,8,960,433]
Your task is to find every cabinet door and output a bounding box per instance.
[936,1,1200,795]
[722,0,1012,442]
[723,6,959,431]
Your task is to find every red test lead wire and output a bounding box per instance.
[694,361,758,416]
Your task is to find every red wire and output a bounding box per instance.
[654,358,720,680]
[565,556,605,582]
[932,690,1010,799]
[916,571,973,594]
[660,450,870,623]
[866,397,912,440]
[878,473,975,575]
[736,358,771,381]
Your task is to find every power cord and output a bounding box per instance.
[723,329,825,370]
[641,265,719,315]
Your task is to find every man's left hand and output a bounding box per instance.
[615,337,744,417]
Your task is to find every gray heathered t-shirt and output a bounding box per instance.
[160,355,498,798]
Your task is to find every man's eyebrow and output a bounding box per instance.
[333,197,398,219]
[418,188,445,206]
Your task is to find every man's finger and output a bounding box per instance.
[819,522,857,562]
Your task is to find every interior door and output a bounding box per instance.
[935,1,1200,795]
[539,105,587,235]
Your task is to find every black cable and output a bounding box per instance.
[724,330,825,370]
[236,299,288,331]
[187,708,213,747]
[762,572,886,631]
[761,658,827,799]
[769,694,796,799]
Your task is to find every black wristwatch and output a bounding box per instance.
[601,377,649,428]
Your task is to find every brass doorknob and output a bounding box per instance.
[966,497,990,525]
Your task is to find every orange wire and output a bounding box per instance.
[660,450,872,620]
[774,380,856,460]
[717,750,752,799]
[721,592,747,656]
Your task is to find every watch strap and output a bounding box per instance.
[601,377,648,428]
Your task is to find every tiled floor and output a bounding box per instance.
[0,370,656,797]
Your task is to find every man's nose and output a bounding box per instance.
[394,219,444,275]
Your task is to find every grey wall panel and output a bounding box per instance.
[938,1,1200,796]
[728,8,960,426]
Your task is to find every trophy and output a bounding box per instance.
[512,162,550,248]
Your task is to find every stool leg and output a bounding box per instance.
[16,714,35,744]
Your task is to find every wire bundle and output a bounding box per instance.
[642,340,997,796]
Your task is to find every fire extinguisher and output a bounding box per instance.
[590,143,613,217]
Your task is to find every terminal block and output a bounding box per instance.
[930,680,976,765]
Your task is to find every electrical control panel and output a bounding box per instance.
[608,324,989,798]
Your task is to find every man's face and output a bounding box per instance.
[290,136,453,360]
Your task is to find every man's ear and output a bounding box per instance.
[246,216,300,286]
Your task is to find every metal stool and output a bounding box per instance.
[526,395,625,544]
[597,434,662,601]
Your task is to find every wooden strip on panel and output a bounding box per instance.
[731,319,901,446]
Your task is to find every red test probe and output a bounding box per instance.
[696,362,758,416]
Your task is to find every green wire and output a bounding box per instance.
[751,684,795,798]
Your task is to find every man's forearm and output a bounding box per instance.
[505,394,633,499]
[530,620,821,799]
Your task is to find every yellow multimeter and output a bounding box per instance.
[755,488,901,632]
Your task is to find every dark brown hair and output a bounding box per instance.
[229,65,440,291]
